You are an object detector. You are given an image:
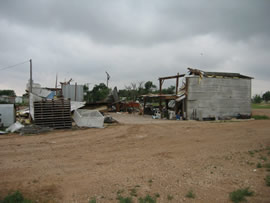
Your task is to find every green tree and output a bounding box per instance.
[262,91,270,102]
[90,83,110,102]
[161,85,175,94]
[252,94,262,104]
[144,81,157,93]
[0,90,16,97]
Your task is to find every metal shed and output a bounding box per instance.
[154,68,253,120]
[185,69,253,120]
[0,104,16,127]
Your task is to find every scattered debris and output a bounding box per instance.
[19,125,52,135]
[71,101,86,112]
[104,116,118,124]
[6,121,24,133]
[0,130,7,134]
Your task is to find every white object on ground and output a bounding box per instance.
[73,109,104,128]
[6,121,24,133]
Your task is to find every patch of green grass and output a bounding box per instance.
[265,175,270,186]
[252,103,270,109]
[185,190,195,199]
[117,195,133,203]
[167,194,173,200]
[257,163,262,168]
[229,187,254,203]
[139,195,156,203]
[1,191,32,203]
[252,115,270,120]
[89,197,96,203]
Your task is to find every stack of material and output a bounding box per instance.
[34,99,71,129]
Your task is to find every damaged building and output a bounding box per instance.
[183,68,252,120]
[144,68,253,121]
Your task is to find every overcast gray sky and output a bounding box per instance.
[0,0,269,96]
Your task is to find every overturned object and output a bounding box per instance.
[74,109,104,128]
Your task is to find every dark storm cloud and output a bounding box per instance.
[1,0,269,44]
[0,0,269,95]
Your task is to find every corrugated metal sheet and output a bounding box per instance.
[62,84,84,102]
[0,104,15,127]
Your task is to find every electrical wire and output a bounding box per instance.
[0,60,29,71]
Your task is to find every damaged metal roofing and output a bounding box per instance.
[188,67,253,79]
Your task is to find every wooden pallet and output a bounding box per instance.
[34,99,72,129]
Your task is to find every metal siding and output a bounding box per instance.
[0,104,15,127]
[187,77,251,120]
[62,84,84,102]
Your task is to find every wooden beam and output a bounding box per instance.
[159,74,185,80]
[176,73,179,95]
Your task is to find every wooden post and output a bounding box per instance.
[143,97,146,115]
[29,59,33,121]
[159,79,163,111]
[176,73,179,95]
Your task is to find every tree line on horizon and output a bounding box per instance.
[84,81,176,103]
[252,91,270,104]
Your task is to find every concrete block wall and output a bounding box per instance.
[186,76,251,120]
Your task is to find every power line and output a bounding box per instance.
[0,60,29,71]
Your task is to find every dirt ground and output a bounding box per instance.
[1,111,270,202]
[252,109,270,117]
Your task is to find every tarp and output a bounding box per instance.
[73,109,104,128]
[32,87,52,98]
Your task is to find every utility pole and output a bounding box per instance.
[106,71,110,87]
[29,59,33,121]
[30,59,33,93]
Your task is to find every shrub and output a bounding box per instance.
[117,195,133,203]
[1,191,32,203]
[185,190,195,199]
[229,188,254,203]
[89,197,96,203]
[139,194,156,203]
